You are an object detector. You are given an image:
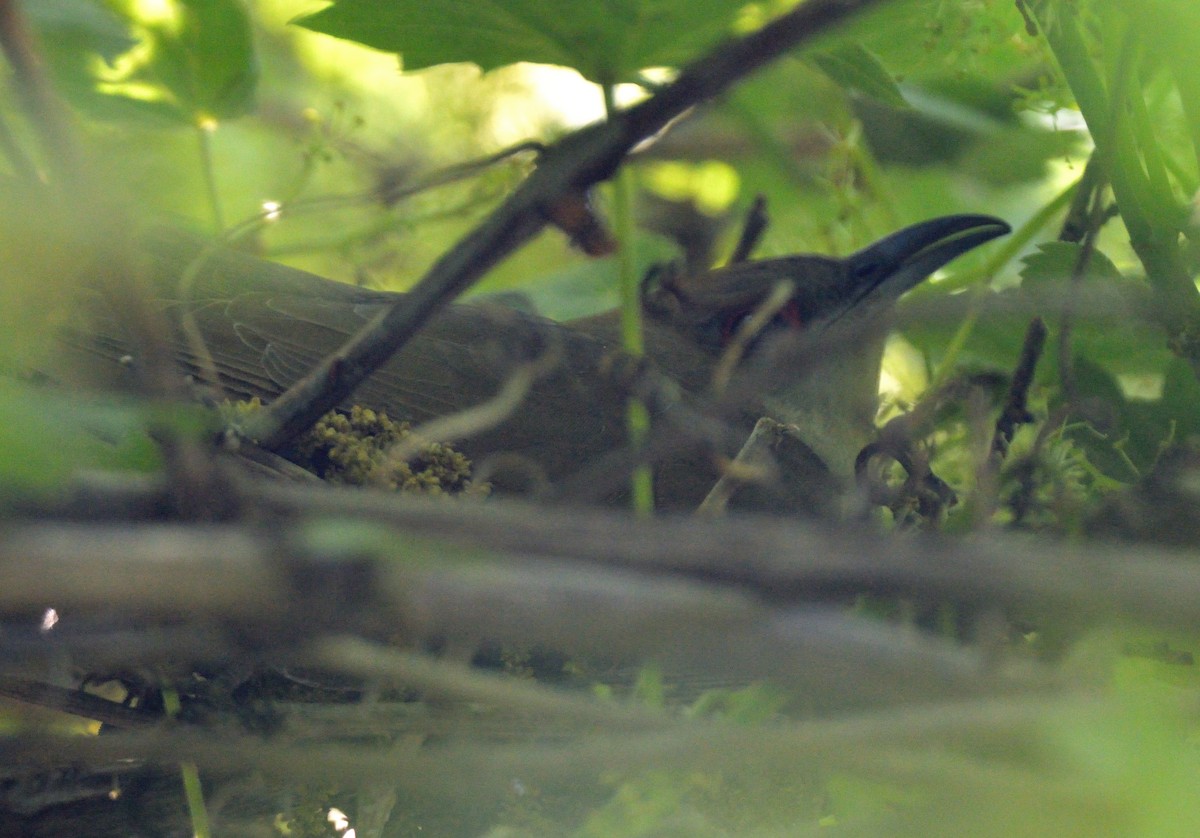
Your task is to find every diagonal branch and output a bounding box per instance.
[253,0,885,451]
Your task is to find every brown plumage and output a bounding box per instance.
[60,215,1009,510]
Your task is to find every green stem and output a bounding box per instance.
[161,685,212,838]
[604,83,653,514]
[1033,1,1196,322]
[195,122,225,233]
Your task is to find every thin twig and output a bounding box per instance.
[18,476,1200,633]
[0,677,158,729]
[992,316,1048,459]
[729,194,770,264]
[0,0,81,181]
[695,416,782,515]
[378,337,563,471]
[1056,173,1110,405]
[710,279,796,395]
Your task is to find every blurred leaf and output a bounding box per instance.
[28,0,137,117]
[1063,356,1174,483]
[1158,358,1200,440]
[0,380,163,500]
[157,0,258,120]
[29,0,134,61]
[293,0,743,85]
[181,0,258,118]
[92,0,258,125]
[1021,241,1124,287]
[810,43,907,108]
[857,79,1080,180]
[815,0,1043,88]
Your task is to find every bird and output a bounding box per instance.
[60,214,1009,511]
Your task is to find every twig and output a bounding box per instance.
[696,417,783,514]
[305,637,670,732]
[253,0,886,452]
[729,194,770,264]
[0,694,1095,816]
[378,338,563,471]
[0,0,81,181]
[15,477,1200,633]
[1057,154,1104,244]
[0,677,158,729]
[1056,172,1110,406]
[710,279,796,396]
[992,316,1048,459]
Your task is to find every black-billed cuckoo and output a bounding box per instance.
[66,214,1009,509]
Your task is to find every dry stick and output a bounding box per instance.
[378,328,565,472]
[22,477,1200,634]
[0,676,158,730]
[253,0,886,452]
[696,417,784,515]
[970,317,1047,528]
[247,481,1200,632]
[729,194,770,264]
[710,278,796,396]
[0,521,1019,714]
[992,317,1048,459]
[0,693,1105,812]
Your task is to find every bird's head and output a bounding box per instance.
[650,214,1011,475]
[663,214,1010,352]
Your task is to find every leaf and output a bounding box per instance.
[1020,241,1124,287]
[1157,357,1200,440]
[164,0,259,120]
[28,0,137,116]
[1062,356,1177,482]
[29,0,134,62]
[0,381,164,501]
[293,0,743,85]
[91,0,259,125]
[810,43,907,108]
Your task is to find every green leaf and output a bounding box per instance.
[810,43,907,108]
[1020,241,1124,287]
[0,380,165,501]
[1061,356,1177,483]
[293,0,743,85]
[28,0,137,117]
[167,0,259,120]
[91,0,259,125]
[1158,358,1200,440]
[29,0,134,62]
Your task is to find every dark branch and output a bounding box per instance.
[992,316,1047,458]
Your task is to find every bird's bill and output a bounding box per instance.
[847,213,1012,300]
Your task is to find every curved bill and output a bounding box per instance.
[843,214,1011,313]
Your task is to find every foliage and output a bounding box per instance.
[4,0,1200,835]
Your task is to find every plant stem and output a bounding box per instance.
[605,83,654,514]
[196,122,225,233]
[161,685,212,838]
